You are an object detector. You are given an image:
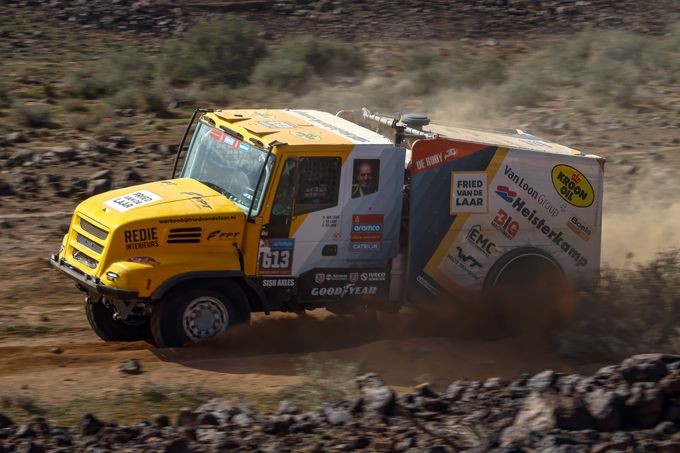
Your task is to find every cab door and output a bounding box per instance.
[257,155,344,279]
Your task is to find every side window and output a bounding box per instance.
[294,157,341,215]
[352,159,380,198]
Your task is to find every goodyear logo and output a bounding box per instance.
[551,164,594,208]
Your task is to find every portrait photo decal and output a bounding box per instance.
[352,159,380,198]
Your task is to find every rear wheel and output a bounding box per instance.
[85,299,151,342]
[484,248,567,335]
[151,280,250,348]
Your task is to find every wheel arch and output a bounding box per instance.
[150,271,268,314]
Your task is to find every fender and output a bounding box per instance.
[150,271,243,300]
[150,271,270,314]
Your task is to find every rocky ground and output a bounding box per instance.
[1,354,679,452]
[3,0,678,40]
[1,0,680,451]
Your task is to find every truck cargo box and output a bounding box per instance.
[406,124,604,300]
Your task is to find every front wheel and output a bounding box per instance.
[151,280,250,348]
[85,299,151,342]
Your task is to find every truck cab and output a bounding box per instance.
[51,109,406,346]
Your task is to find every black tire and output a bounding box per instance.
[151,280,250,348]
[483,248,566,336]
[85,299,151,342]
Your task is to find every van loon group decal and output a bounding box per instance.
[551,164,594,208]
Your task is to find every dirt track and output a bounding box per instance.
[0,309,605,416]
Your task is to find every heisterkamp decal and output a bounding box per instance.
[551,164,594,208]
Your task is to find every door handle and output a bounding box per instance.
[322,244,337,256]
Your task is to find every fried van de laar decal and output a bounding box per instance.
[551,164,594,208]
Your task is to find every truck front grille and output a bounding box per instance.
[72,248,99,269]
[80,217,108,241]
[76,233,104,255]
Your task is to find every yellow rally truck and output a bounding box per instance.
[51,108,604,346]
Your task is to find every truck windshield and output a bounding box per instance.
[180,121,275,216]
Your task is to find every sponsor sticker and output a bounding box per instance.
[303,268,389,299]
[258,120,296,129]
[311,285,378,297]
[350,214,384,251]
[491,209,519,239]
[206,230,240,241]
[124,227,159,250]
[465,225,496,256]
[105,190,162,212]
[209,129,227,142]
[209,128,243,149]
[503,196,589,267]
[291,110,370,143]
[261,278,295,288]
[360,271,387,282]
[567,215,592,241]
[413,147,459,173]
[502,165,563,217]
[444,246,483,280]
[290,130,321,141]
[258,239,294,275]
[551,164,594,208]
[450,172,487,213]
[180,191,212,210]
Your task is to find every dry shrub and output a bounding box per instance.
[13,103,53,128]
[160,21,264,87]
[399,50,507,96]
[548,27,680,107]
[251,36,364,94]
[64,49,155,100]
[61,98,88,113]
[0,77,12,108]
[557,249,680,360]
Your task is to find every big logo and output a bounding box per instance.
[491,209,519,240]
[551,165,594,208]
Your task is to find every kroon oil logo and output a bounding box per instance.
[551,164,594,208]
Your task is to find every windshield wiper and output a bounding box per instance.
[199,180,243,205]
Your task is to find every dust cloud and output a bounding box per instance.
[156,282,592,388]
[601,164,680,267]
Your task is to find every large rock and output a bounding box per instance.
[118,358,142,375]
[356,373,396,416]
[79,413,104,436]
[0,414,14,429]
[512,392,557,432]
[48,146,77,162]
[0,180,13,197]
[175,408,197,427]
[619,354,670,383]
[625,384,665,428]
[86,178,111,197]
[322,402,352,426]
[513,392,594,432]
[5,149,35,168]
[527,370,558,392]
[659,370,680,397]
[585,389,623,431]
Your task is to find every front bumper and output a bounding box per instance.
[50,254,139,301]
